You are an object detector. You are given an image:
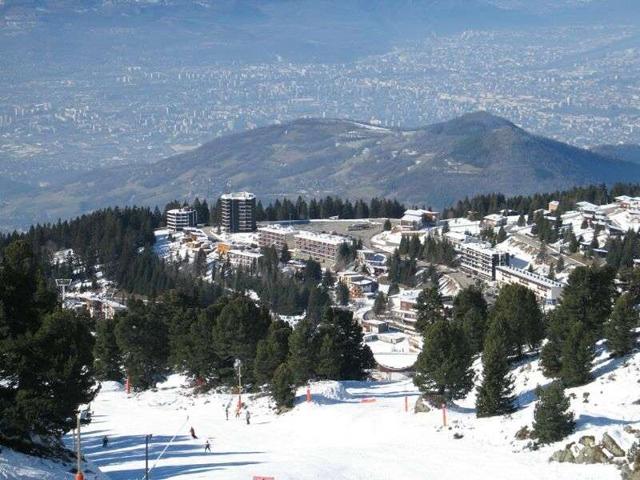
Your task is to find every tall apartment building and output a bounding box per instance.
[167,208,197,231]
[495,265,564,306]
[294,231,347,262]
[220,192,256,233]
[258,225,298,250]
[459,243,510,280]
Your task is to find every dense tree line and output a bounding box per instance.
[398,234,456,266]
[0,207,223,300]
[0,241,97,450]
[177,196,407,226]
[95,294,373,410]
[442,183,640,219]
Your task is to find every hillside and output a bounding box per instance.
[51,343,640,480]
[593,144,640,165]
[3,111,639,230]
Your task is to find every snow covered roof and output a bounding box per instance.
[295,230,348,245]
[220,191,255,200]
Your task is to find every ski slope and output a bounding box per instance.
[64,348,640,480]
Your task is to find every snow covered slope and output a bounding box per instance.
[64,346,640,480]
[0,445,108,480]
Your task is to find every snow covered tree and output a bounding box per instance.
[383,218,392,231]
[532,382,575,444]
[476,316,516,417]
[414,319,474,401]
[605,293,636,357]
[271,362,296,410]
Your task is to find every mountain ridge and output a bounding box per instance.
[2,111,640,230]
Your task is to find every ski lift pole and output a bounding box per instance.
[235,359,242,412]
[75,412,84,480]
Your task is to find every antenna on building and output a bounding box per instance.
[55,278,72,303]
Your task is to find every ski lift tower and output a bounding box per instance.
[55,278,72,304]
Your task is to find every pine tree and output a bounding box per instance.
[383,219,392,231]
[532,382,575,444]
[94,317,123,382]
[373,292,387,317]
[387,282,400,296]
[336,281,350,306]
[547,263,555,280]
[556,255,565,272]
[605,293,636,357]
[413,319,474,401]
[115,301,170,390]
[321,269,335,289]
[559,320,594,387]
[288,319,317,385]
[415,284,444,334]
[254,320,292,385]
[316,334,340,379]
[490,284,544,356]
[540,312,565,378]
[476,316,516,417]
[496,227,507,243]
[280,243,292,263]
[271,362,296,410]
[453,285,488,353]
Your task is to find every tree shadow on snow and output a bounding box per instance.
[576,414,638,430]
[110,460,263,480]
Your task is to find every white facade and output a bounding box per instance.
[495,265,563,306]
[258,225,298,250]
[167,208,197,231]
[227,249,263,270]
[399,209,439,231]
[294,231,348,261]
[459,243,510,280]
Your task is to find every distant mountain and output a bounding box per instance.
[3,111,640,230]
[591,144,640,165]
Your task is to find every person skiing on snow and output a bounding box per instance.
[190,426,198,439]
[225,405,229,421]
[102,436,109,448]
[245,410,251,425]
[204,440,211,453]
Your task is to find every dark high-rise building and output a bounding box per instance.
[220,192,257,233]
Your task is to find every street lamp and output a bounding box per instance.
[234,359,242,414]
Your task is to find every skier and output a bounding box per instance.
[225,405,229,421]
[204,440,211,453]
[190,426,198,439]
[235,407,241,419]
[102,436,109,448]
[245,409,251,425]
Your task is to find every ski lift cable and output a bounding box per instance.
[141,415,190,479]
